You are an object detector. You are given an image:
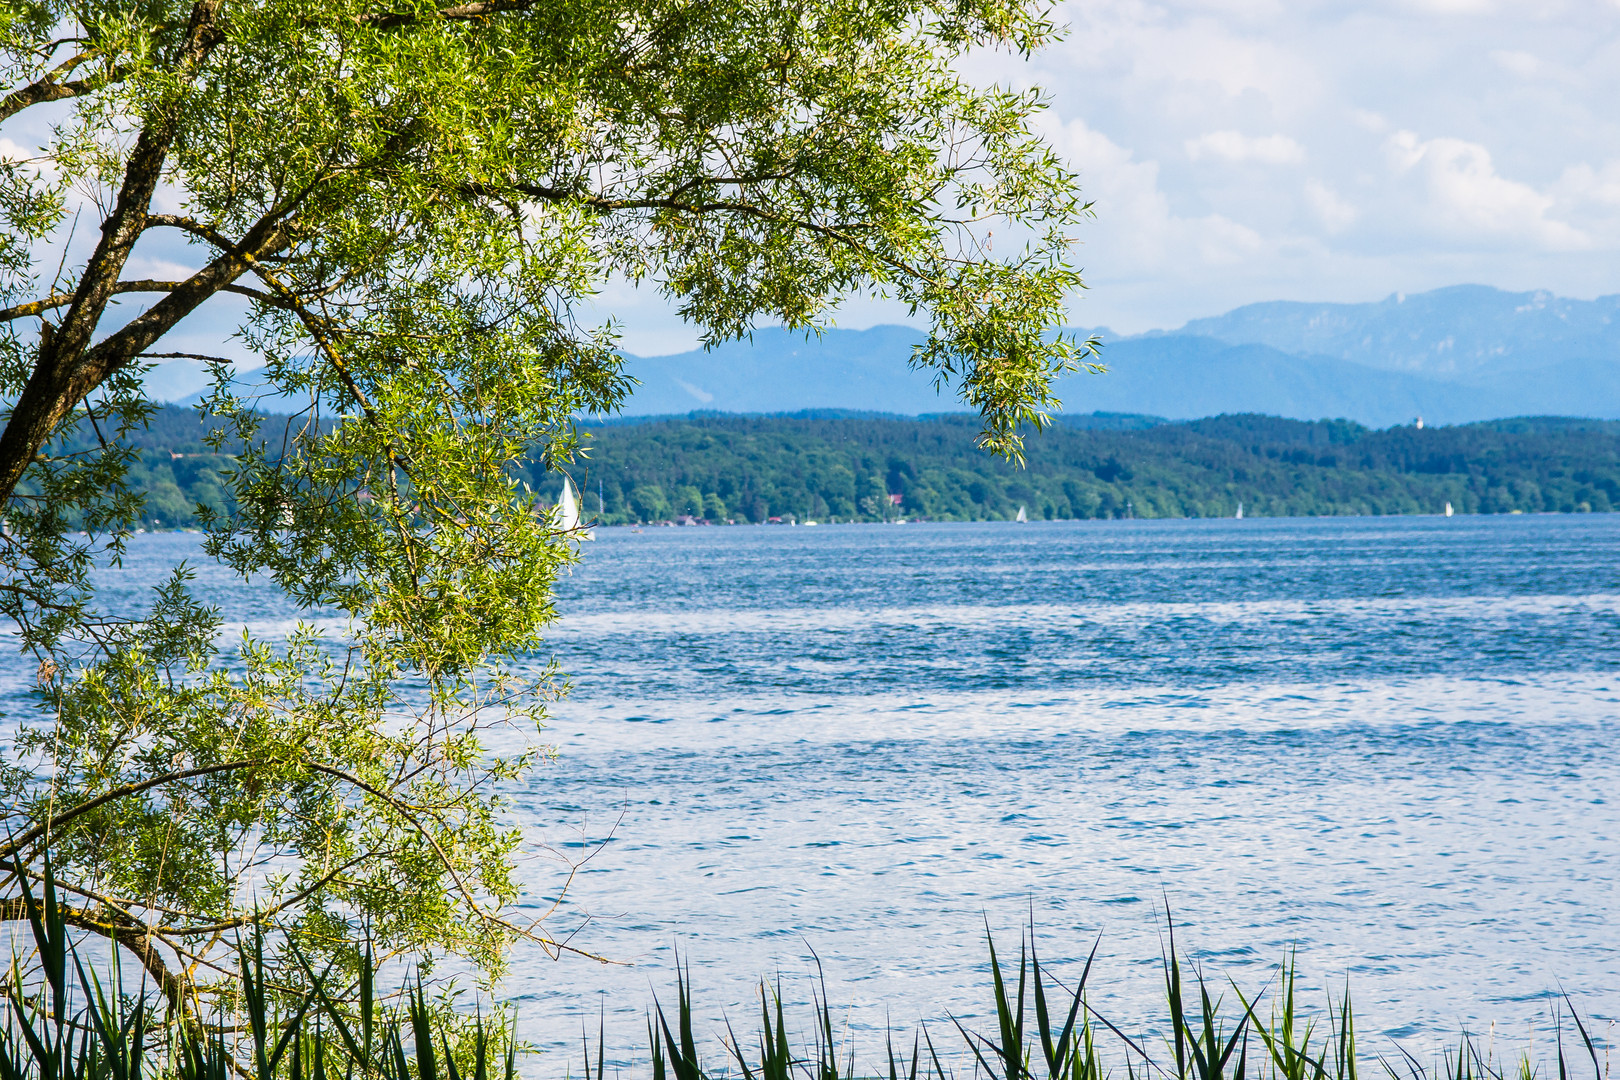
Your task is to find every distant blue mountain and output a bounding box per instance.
[145,285,1620,426]
[615,325,950,414]
[1061,336,1497,428]
[1176,284,1620,380]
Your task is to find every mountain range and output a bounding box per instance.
[144,284,1620,427]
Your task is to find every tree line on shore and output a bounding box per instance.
[62,408,1620,528]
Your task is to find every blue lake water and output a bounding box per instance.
[10,517,1620,1062]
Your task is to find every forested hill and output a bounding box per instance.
[75,408,1620,528]
[551,412,1620,523]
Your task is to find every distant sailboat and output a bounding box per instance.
[1445,502,1454,517]
[555,477,594,539]
[1235,502,1244,520]
[1015,505,1028,523]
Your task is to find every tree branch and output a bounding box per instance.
[0,56,126,125]
[359,0,535,30]
[0,214,290,504]
[0,759,267,861]
[0,897,187,1007]
[0,280,274,323]
[0,0,226,505]
[158,854,376,935]
[496,182,921,277]
[297,762,500,931]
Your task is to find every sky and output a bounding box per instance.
[607,0,1620,354]
[8,2,1619,361]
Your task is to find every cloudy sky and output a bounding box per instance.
[610,0,1620,353]
[9,1,1616,358]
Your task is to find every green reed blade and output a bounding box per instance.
[1333,986,1358,1080]
[362,945,375,1066]
[442,1028,464,1080]
[9,851,66,1066]
[653,992,702,1080]
[292,945,366,1073]
[723,1014,755,1080]
[1164,915,1188,1080]
[7,1003,54,1080]
[806,949,845,1080]
[764,979,791,1080]
[235,933,274,1080]
[648,1012,667,1080]
[75,955,126,1080]
[410,976,439,1080]
[952,1013,1011,1080]
[981,924,1028,1080]
[1559,994,1601,1080]
[923,1023,952,1080]
[0,1025,22,1080]
[468,1011,489,1080]
[267,963,327,1078]
[1051,934,1101,1080]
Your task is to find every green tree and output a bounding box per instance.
[673,484,705,518]
[629,483,671,522]
[0,0,1094,1017]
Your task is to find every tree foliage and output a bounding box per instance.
[0,0,1092,1015]
[59,409,1620,529]
[530,412,1620,523]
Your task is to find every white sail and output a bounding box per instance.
[1015,505,1028,523]
[1445,502,1454,517]
[556,477,580,531]
[1235,502,1243,519]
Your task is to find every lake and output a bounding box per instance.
[517,515,1618,1059]
[11,517,1620,1062]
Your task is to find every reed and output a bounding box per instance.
[595,919,1605,1080]
[2,855,515,1080]
[3,859,1608,1080]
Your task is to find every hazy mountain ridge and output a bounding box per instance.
[1175,284,1620,380]
[141,284,1620,426]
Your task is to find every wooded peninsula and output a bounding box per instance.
[87,407,1620,527]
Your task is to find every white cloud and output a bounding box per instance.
[1304,180,1357,233]
[1550,161,1620,247]
[1041,115,1269,273]
[1033,2,1323,122]
[1489,49,1541,77]
[1395,0,1496,13]
[1384,129,1589,250]
[0,136,57,183]
[1349,109,1390,133]
[1185,131,1306,165]
[673,377,714,404]
[1554,161,1620,209]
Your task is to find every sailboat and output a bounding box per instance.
[1015,505,1028,523]
[555,477,594,539]
[1445,502,1454,517]
[1235,502,1244,520]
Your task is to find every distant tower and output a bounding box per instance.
[1415,416,1424,430]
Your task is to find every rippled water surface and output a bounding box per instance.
[16,517,1620,1058]
[515,516,1619,1054]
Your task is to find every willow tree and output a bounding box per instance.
[0,0,1094,1012]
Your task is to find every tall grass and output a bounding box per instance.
[2,856,515,1080]
[609,919,1607,1080]
[4,858,1608,1080]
